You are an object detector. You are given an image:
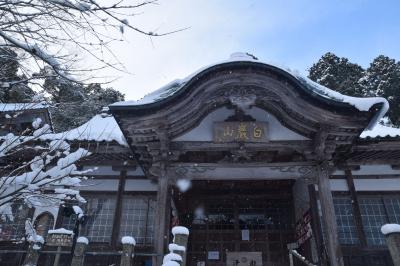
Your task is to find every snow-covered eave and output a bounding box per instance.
[39,114,128,147]
[109,54,388,129]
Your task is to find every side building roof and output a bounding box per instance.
[0,102,48,112]
[41,113,128,147]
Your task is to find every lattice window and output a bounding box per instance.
[0,202,31,241]
[80,196,117,243]
[119,195,156,246]
[333,197,359,245]
[359,197,387,246]
[384,197,400,224]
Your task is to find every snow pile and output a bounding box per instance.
[77,236,89,245]
[111,52,388,129]
[48,228,74,235]
[360,122,400,139]
[381,224,400,235]
[171,226,189,236]
[121,236,136,245]
[40,114,127,146]
[169,243,186,252]
[0,102,48,112]
[163,253,183,263]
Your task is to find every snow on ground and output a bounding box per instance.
[40,113,128,146]
[111,53,388,129]
[381,224,400,235]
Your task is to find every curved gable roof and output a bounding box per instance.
[110,53,388,130]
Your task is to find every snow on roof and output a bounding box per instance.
[0,102,48,112]
[41,113,128,146]
[360,122,400,139]
[111,52,388,129]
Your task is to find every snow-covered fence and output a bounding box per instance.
[162,226,189,266]
[381,224,400,266]
[120,236,136,266]
[71,236,89,266]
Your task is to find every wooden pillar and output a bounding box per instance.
[345,169,367,246]
[317,162,344,266]
[120,237,136,266]
[111,169,127,247]
[308,184,327,266]
[155,174,171,266]
[71,237,88,266]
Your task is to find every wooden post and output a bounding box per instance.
[172,226,189,266]
[111,169,127,248]
[382,224,400,266]
[71,237,88,266]
[345,169,367,246]
[155,175,171,266]
[53,246,61,266]
[23,241,42,266]
[317,162,344,266]
[120,236,136,266]
[308,184,327,266]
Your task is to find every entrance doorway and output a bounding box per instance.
[174,180,295,266]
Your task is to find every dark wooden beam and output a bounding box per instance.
[344,169,367,247]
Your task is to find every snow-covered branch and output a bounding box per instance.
[0,114,90,222]
[0,0,182,84]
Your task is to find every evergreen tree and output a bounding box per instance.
[42,72,124,132]
[308,52,364,96]
[361,55,400,124]
[309,53,400,126]
[0,48,36,103]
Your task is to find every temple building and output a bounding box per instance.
[2,53,400,266]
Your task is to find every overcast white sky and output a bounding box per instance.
[99,0,400,101]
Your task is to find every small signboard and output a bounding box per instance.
[46,233,73,247]
[241,229,250,241]
[295,209,312,245]
[207,251,220,260]
[213,122,268,142]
